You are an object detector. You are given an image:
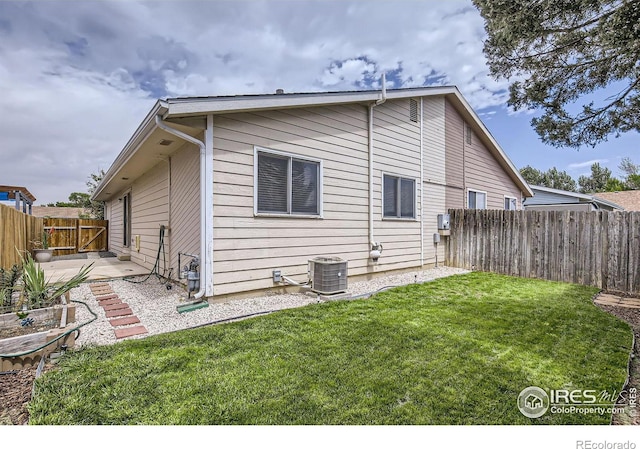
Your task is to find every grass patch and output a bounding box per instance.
[29,272,632,425]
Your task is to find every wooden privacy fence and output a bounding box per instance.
[445,209,640,295]
[0,204,43,270]
[44,218,109,256]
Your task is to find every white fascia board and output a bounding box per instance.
[92,100,168,201]
[164,87,457,117]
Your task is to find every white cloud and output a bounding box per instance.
[0,0,518,204]
[567,159,609,170]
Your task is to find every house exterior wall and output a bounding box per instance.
[103,94,525,299]
[524,203,595,212]
[168,142,201,275]
[524,189,580,205]
[105,163,169,271]
[444,99,466,209]
[129,162,169,271]
[373,99,423,273]
[211,104,371,295]
[422,96,447,265]
[106,191,125,256]
[444,100,522,210]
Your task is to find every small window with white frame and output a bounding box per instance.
[468,189,487,210]
[383,174,416,219]
[504,196,517,210]
[255,147,322,217]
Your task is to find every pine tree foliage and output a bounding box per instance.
[474,0,640,147]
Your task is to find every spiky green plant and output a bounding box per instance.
[18,252,93,310]
[0,264,21,308]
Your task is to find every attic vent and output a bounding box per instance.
[409,99,418,122]
[159,139,174,146]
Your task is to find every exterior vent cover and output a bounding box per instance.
[308,257,348,295]
[409,99,418,122]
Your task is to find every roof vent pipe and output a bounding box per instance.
[376,73,387,105]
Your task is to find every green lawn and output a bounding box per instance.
[29,272,632,425]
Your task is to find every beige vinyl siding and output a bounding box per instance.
[444,100,466,208]
[106,191,126,256]
[444,99,521,209]
[422,96,447,265]
[129,162,169,271]
[212,104,372,295]
[169,142,201,276]
[423,96,446,185]
[372,99,422,273]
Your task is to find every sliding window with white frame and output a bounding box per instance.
[383,173,416,219]
[254,147,323,217]
[467,189,487,210]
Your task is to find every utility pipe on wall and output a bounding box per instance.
[420,97,424,267]
[155,115,214,299]
[368,74,386,260]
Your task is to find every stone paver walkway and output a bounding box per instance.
[89,283,148,339]
[594,293,640,309]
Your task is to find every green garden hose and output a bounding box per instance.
[0,299,97,358]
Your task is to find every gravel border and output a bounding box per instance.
[71,266,470,348]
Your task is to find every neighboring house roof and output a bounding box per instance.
[593,190,640,211]
[524,185,624,211]
[93,86,533,201]
[31,206,89,218]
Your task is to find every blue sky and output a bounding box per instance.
[0,0,638,204]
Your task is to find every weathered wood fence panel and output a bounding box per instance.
[445,209,640,295]
[0,204,43,270]
[44,218,108,256]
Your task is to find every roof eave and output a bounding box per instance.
[92,100,168,201]
[163,86,458,117]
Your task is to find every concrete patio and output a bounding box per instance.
[38,255,148,282]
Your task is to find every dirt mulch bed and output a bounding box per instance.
[0,319,59,340]
[0,366,39,425]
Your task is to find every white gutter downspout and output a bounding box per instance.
[368,74,386,261]
[420,97,424,267]
[155,115,214,300]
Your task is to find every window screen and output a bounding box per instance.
[468,191,486,210]
[504,197,517,210]
[257,153,288,213]
[384,174,415,218]
[292,159,319,214]
[256,151,320,216]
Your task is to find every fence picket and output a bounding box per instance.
[445,209,640,295]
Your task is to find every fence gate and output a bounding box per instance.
[44,218,108,256]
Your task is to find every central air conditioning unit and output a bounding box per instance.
[308,257,348,295]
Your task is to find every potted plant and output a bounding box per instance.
[32,227,55,263]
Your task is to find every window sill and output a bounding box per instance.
[382,216,418,222]
[255,213,323,219]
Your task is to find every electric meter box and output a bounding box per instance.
[437,214,450,230]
